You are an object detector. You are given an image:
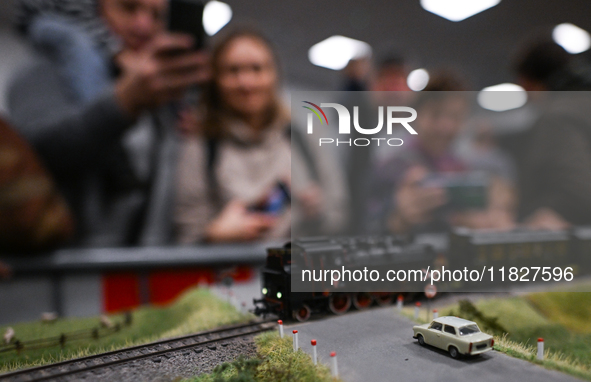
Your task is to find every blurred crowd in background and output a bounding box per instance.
[1,0,591,269]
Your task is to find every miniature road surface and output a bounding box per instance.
[289,307,580,382]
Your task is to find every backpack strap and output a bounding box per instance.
[205,137,221,206]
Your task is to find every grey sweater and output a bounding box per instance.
[8,56,179,247]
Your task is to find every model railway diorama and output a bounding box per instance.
[3,227,591,380]
[253,227,591,321]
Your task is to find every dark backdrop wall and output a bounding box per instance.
[0,0,590,95]
[222,0,591,90]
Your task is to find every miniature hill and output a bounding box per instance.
[0,288,251,373]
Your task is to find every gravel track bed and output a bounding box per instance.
[0,321,274,382]
[45,336,258,382]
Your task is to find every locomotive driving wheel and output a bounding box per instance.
[352,292,373,310]
[373,292,394,306]
[293,304,311,322]
[328,293,351,315]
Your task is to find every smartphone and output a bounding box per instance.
[420,172,489,210]
[168,0,206,50]
[249,182,292,215]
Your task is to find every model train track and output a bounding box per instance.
[0,319,275,382]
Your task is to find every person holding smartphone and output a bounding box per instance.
[8,0,209,246]
[174,28,294,243]
[368,72,516,235]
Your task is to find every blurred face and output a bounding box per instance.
[216,36,278,121]
[415,96,468,156]
[517,75,547,92]
[100,0,166,51]
[371,65,412,106]
[372,66,410,92]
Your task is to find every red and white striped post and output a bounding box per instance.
[293,330,299,351]
[537,338,544,360]
[277,320,284,338]
[311,339,318,365]
[433,309,438,319]
[396,294,404,312]
[330,351,338,377]
[228,290,238,308]
[414,302,421,320]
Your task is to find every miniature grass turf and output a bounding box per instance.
[0,288,253,373]
[443,295,591,366]
[187,331,338,382]
[402,292,591,380]
[526,292,591,333]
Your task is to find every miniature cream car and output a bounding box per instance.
[413,316,494,358]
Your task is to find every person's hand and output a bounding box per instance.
[449,176,517,230]
[524,208,570,230]
[389,166,447,233]
[450,209,516,231]
[295,183,323,219]
[115,34,210,117]
[205,200,277,242]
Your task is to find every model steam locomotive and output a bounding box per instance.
[253,235,436,321]
[253,227,591,321]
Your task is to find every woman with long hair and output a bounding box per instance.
[174,28,291,243]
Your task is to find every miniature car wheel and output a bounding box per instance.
[449,346,460,359]
[328,294,351,315]
[353,293,373,310]
[373,293,394,306]
[417,334,425,346]
[293,304,311,322]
